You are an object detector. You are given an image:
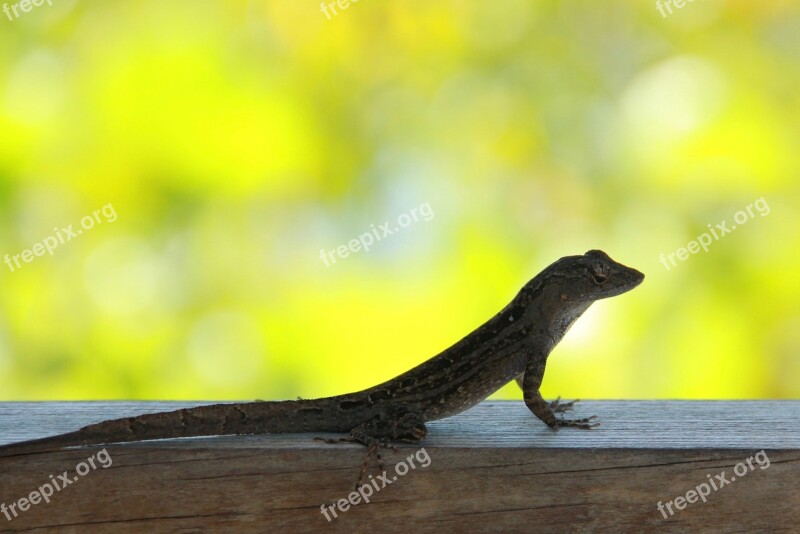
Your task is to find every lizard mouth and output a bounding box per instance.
[609,267,645,296]
[628,268,645,287]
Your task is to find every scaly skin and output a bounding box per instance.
[0,250,643,459]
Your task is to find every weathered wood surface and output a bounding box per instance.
[0,401,798,533]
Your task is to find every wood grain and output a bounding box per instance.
[0,401,798,533]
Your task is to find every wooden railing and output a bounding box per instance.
[1,401,798,533]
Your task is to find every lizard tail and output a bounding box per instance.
[0,430,89,458]
[0,399,356,458]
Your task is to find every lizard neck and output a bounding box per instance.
[528,282,593,352]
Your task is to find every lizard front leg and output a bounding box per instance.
[519,357,598,430]
[515,375,578,414]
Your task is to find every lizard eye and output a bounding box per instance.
[591,272,607,284]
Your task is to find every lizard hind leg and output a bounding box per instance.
[314,405,427,488]
[347,407,427,488]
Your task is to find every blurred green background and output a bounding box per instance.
[0,1,798,401]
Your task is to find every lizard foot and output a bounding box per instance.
[313,434,397,489]
[354,437,398,489]
[548,396,580,413]
[551,415,599,430]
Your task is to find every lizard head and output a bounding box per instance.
[509,250,643,346]
[553,249,644,303]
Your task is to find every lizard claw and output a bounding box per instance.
[552,415,600,430]
[548,396,580,413]
[355,440,394,490]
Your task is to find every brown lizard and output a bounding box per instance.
[0,250,643,471]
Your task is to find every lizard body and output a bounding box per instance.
[0,250,643,458]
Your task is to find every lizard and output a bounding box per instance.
[0,249,644,477]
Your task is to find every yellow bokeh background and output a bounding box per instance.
[0,1,798,401]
